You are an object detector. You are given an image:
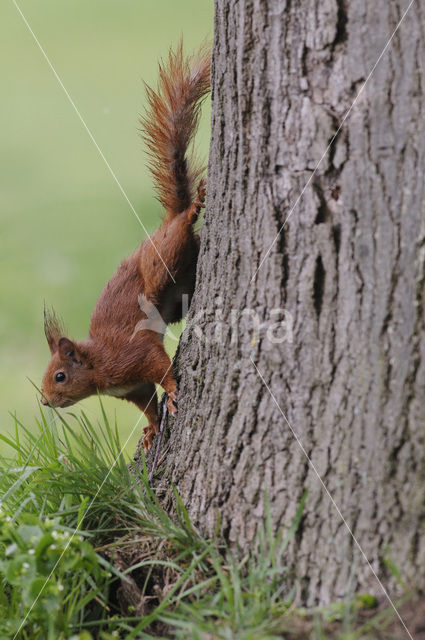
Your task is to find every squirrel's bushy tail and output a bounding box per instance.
[140,41,210,219]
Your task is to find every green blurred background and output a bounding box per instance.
[1,0,213,455]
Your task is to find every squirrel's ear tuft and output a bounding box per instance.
[44,305,66,354]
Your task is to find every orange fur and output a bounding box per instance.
[41,42,210,451]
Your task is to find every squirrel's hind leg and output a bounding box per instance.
[185,178,206,225]
[138,178,205,302]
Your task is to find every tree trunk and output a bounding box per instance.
[139,0,425,605]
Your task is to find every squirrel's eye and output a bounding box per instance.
[55,372,66,383]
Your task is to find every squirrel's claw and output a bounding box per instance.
[197,178,206,203]
[143,422,159,452]
[167,390,178,416]
[143,392,176,452]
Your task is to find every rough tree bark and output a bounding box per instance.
[138,0,425,605]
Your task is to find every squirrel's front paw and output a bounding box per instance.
[167,390,178,416]
[143,422,159,452]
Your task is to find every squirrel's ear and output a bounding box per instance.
[58,337,91,368]
[58,337,75,359]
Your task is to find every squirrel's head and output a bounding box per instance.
[41,308,94,408]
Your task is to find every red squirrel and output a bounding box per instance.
[41,42,210,450]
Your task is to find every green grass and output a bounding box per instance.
[0,403,302,639]
[0,403,412,639]
[0,0,212,453]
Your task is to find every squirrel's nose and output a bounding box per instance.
[41,396,49,406]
